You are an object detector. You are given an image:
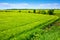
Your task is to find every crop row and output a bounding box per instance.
[0,15,59,40]
[10,16,59,40]
[0,13,56,31]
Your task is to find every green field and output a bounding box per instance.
[0,9,60,40]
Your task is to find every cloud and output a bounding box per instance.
[0,3,29,9]
[0,3,60,9]
[39,3,60,9]
[40,3,59,6]
[0,3,40,9]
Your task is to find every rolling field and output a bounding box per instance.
[0,10,60,40]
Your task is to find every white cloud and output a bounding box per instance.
[0,3,60,9]
[0,3,29,6]
[0,3,30,9]
[40,3,60,9]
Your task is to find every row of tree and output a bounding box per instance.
[0,9,54,15]
[32,9,54,15]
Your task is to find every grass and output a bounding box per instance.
[29,26,60,40]
[0,9,60,40]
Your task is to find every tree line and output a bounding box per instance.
[0,9,54,15]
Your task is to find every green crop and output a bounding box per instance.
[0,12,59,40]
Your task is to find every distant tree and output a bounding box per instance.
[5,11,12,12]
[28,11,31,13]
[48,9,54,15]
[41,10,46,14]
[33,10,36,13]
[5,11,8,12]
[19,10,21,12]
[37,10,40,14]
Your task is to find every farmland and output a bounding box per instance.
[0,9,60,40]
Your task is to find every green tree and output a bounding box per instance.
[41,10,46,14]
[48,9,54,15]
[33,10,36,13]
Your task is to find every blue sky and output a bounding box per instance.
[0,0,60,9]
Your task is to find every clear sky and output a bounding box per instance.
[0,0,60,9]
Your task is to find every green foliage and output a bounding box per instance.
[29,26,60,40]
[18,10,21,12]
[33,10,36,13]
[48,9,54,15]
[41,10,46,14]
[37,10,40,14]
[28,11,31,13]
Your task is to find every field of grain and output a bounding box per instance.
[0,9,60,40]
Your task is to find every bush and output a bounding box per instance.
[5,10,12,12]
[37,10,40,14]
[19,10,21,12]
[48,9,54,15]
[28,11,31,13]
[5,11,8,12]
[41,10,46,14]
[40,10,46,14]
